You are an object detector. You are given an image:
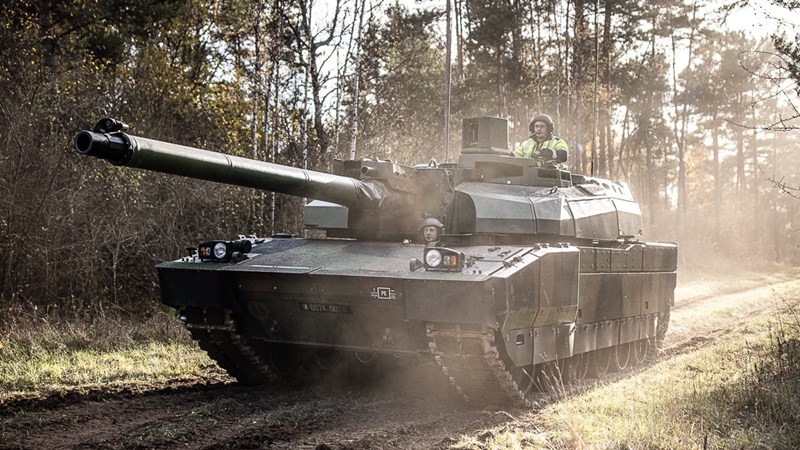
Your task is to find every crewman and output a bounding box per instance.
[419,217,444,247]
[515,113,568,163]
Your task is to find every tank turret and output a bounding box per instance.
[449,117,643,242]
[76,117,641,244]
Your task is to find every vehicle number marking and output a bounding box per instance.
[299,302,352,314]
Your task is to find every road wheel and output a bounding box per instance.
[614,342,631,371]
[591,347,611,377]
[567,353,590,382]
[633,339,649,365]
[657,305,671,349]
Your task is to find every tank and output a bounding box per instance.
[74,117,677,406]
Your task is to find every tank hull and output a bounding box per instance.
[159,237,676,404]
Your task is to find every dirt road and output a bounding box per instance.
[2,272,797,450]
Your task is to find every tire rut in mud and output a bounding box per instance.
[2,385,357,450]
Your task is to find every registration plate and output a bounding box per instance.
[299,302,352,314]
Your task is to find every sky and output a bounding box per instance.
[726,0,800,35]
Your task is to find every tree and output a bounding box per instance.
[339,4,445,164]
[280,0,347,169]
[0,0,258,319]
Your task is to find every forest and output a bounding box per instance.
[2,0,800,324]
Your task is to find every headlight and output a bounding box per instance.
[197,239,253,262]
[423,247,465,272]
[425,249,442,267]
[213,242,227,259]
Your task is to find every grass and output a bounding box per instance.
[0,308,227,403]
[456,294,800,449]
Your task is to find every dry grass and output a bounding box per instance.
[0,308,226,403]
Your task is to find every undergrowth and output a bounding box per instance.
[1,303,189,349]
[0,307,221,402]
[730,300,800,446]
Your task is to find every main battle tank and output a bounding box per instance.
[75,116,677,406]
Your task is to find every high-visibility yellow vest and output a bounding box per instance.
[516,137,568,159]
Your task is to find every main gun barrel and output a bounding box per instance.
[74,127,386,210]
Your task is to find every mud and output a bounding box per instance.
[2,274,796,450]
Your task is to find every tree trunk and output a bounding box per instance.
[455,0,464,80]
[600,0,612,177]
[646,139,656,230]
[771,137,781,261]
[291,0,342,169]
[573,0,587,174]
[349,0,366,160]
[444,0,452,159]
[735,109,744,203]
[308,51,328,164]
[38,0,56,67]
[750,104,759,247]
[669,2,698,230]
[712,112,720,237]
[554,1,569,169]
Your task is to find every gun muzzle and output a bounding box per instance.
[74,131,133,165]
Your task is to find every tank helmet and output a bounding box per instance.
[419,217,444,230]
[528,113,554,134]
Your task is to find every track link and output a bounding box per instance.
[182,308,276,385]
[426,323,531,408]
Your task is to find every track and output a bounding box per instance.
[182,307,666,410]
[426,318,663,409]
[182,308,276,385]
[427,323,529,407]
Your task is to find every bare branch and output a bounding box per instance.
[312,0,343,48]
[279,3,310,52]
[762,166,800,200]
[728,49,800,131]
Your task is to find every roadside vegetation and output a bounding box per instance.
[456,292,800,449]
[0,308,227,404]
